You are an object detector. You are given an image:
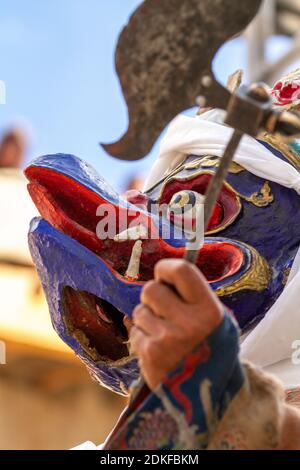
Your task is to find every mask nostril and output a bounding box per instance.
[198,243,244,283]
[63,287,129,363]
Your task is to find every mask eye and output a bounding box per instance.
[160,173,240,234]
[167,190,205,232]
[168,190,204,214]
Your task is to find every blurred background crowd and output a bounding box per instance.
[0,0,300,449]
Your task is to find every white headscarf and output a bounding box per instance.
[144,110,300,390]
[144,110,300,194]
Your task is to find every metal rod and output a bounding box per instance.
[184,129,243,264]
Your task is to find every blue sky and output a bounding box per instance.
[0,1,295,191]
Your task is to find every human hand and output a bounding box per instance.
[129,259,224,390]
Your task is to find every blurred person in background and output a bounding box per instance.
[0,129,27,169]
[0,128,36,265]
[125,175,144,192]
[122,174,146,207]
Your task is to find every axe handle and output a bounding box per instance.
[184,129,243,264]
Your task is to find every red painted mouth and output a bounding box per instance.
[25,166,243,285]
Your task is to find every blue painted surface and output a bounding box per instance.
[29,217,140,395]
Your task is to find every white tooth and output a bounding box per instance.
[125,240,143,281]
[114,224,147,242]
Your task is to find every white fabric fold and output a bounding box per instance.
[143,113,300,194]
[240,268,300,369]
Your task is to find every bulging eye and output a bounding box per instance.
[167,190,205,233]
[168,190,204,214]
[160,173,239,234]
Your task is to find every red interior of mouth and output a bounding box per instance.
[26,167,243,284]
[63,287,128,362]
[159,173,241,233]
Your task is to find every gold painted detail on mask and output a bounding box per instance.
[260,133,300,173]
[282,268,291,286]
[184,159,203,170]
[184,156,245,174]
[239,181,274,208]
[216,246,271,297]
[227,161,245,174]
